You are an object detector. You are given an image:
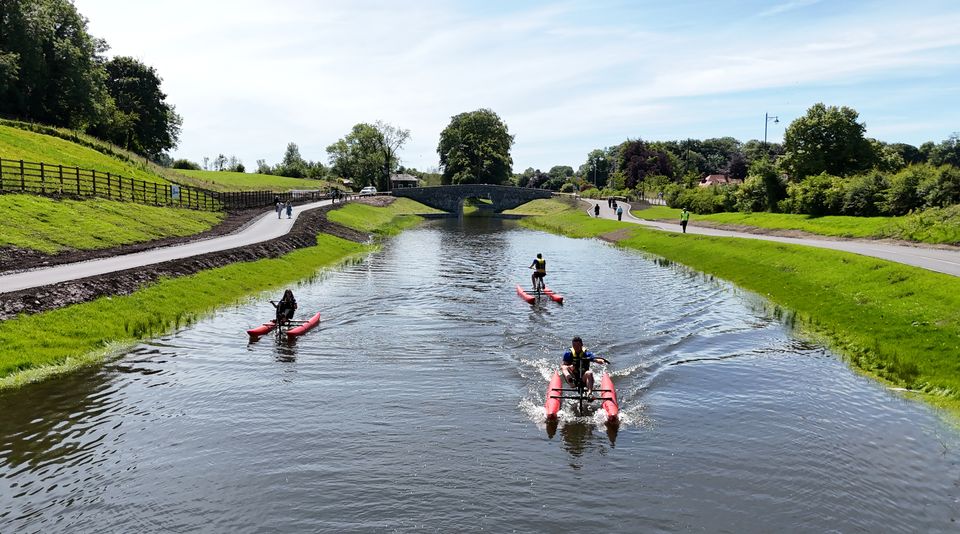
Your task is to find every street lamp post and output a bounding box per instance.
[764,112,779,145]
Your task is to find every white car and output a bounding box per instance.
[359,186,377,196]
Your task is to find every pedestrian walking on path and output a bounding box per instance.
[276,202,282,219]
[285,200,293,219]
[680,208,690,233]
[594,204,600,217]
[616,205,623,221]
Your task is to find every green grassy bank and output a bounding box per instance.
[524,202,960,415]
[0,124,169,185]
[636,205,960,245]
[0,194,223,253]
[0,199,430,387]
[327,197,443,234]
[171,169,335,192]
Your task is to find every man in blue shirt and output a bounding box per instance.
[562,336,609,392]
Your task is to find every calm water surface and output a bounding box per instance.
[2,218,959,533]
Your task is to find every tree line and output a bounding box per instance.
[0,0,182,160]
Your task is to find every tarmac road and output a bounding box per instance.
[0,198,335,294]
[586,199,960,277]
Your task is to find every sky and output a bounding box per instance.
[73,0,960,173]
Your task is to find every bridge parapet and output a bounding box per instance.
[392,184,552,213]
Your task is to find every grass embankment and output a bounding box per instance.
[0,124,169,185]
[170,169,336,192]
[636,205,960,245]
[0,194,223,253]
[503,197,573,216]
[0,199,431,387]
[524,202,960,414]
[327,197,443,234]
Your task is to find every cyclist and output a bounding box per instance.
[529,253,547,291]
[561,336,609,393]
[271,289,298,326]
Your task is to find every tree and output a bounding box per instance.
[372,121,410,191]
[578,148,613,188]
[781,103,877,179]
[94,56,182,158]
[276,142,308,178]
[617,139,674,189]
[0,0,109,128]
[437,108,514,185]
[326,124,384,187]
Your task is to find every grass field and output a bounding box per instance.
[0,125,169,185]
[635,204,960,245]
[0,194,224,254]
[327,198,443,234]
[171,169,336,192]
[523,204,960,415]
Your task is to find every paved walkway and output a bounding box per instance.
[585,199,960,277]
[0,198,336,293]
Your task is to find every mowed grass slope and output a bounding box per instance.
[0,125,169,185]
[0,194,223,254]
[172,169,335,192]
[522,204,960,413]
[635,205,960,245]
[327,198,443,234]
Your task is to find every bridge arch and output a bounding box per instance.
[391,185,552,214]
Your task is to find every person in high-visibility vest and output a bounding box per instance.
[561,336,610,392]
[680,208,690,233]
[529,253,547,291]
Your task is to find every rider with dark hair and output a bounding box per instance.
[561,336,609,392]
[529,253,546,290]
[271,289,298,326]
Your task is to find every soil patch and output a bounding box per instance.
[0,199,380,320]
[598,228,635,243]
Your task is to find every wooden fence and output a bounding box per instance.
[0,158,331,211]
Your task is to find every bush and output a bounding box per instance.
[842,171,886,216]
[171,158,201,170]
[918,165,960,208]
[734,176,768,212]
[559,182,577,193]
[672,185,737,214]
[883,164,933,215]
[781,173,846,215]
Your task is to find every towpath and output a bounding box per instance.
[0,198,336,293]
[584,199,960,277]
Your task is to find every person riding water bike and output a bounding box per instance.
[529,253,547,291]
[271,289,298,326]
[561,336,609,393]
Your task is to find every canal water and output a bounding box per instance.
[2,218,959,533]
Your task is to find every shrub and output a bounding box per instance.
[781,173,846,215]
[734,175,767,212]
[559,182,577,193]
[883,164,934,215]
[842,171,887,216]
[171,158,201,170]
[918,165,960,208]
[672,185,736,214]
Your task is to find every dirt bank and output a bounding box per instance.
[0,200,376,320]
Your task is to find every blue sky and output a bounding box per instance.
[74,0,960,173]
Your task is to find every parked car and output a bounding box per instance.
[359,186,377,196]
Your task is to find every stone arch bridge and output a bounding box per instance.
[391,185,552,214]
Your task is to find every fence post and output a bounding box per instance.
[58,164,64,194]
[40,162,46,194]
[0,157,3,191]
[107,172,112,200]
[20,160,25,192]
[76,166,80,195]
[154,182,158,205]
[92,169,97,196]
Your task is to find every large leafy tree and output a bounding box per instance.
[781,103,877,179]
[578,148,614,188]
[326,123,385,188]
[372,121,410,191]
[95,56,182,158]
[0,0,109,128]
[437,108,514,185]
[617,139,674,189]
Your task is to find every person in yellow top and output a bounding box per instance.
[529,253,546,291]
[680,208,690,233]
[561,336,610,392]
